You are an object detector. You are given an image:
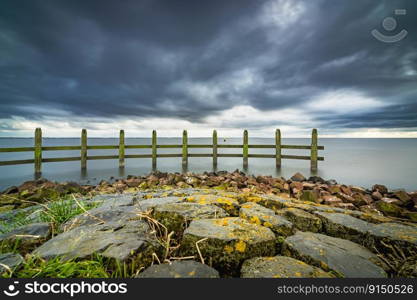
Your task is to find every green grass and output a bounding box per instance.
[39,196,98,233]
[0,212,33,235]
[1,254,142,278]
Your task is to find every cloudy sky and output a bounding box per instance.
[0,0,416,137]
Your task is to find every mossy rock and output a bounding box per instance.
[241,255,334,278]
[185,195,240,216]
[136,260,219,278]
[282,232,387,278]
[239,202,294,236]
[375,201,403,217]
[152,202,228,233]
[275,208,322,233]
[181,217,276,276]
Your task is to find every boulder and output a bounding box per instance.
[239,202,294,236]
[290,173,306,182]
[153,202,228,233]
[275,208,322,233]
[136,196,184,211]
[34,208,162,266]
[300,190,321,203]
[181,217,276,275]
[322,196,342,206]
[371,191,383,201]
[0,222,50,252]
[282,232,387,278]
[241,255,333,278]
[307,176,325,184]
[372,184,388,194]
[185,194,240,215]
[0,253,24,273]
[315,212,417,255]
[375,200,403,217]
[136,261,219,278]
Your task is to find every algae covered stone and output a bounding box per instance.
[239,202,294,236]
[275,208,322,233]
[136,260,219,278]
[136,196,185,211]
[282,231,387,278]
[153,202,228,233]
[185,194,240,216]
[181,217,276,275]
[241,256,333,278]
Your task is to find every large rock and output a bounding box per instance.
[153,202,228,233]
[290,173,306,182]
[0,253,24,273]
[315,212,371,243]
[185,194,240,215]
[136,261,219,278]
[241,256,333,278]
[239,202,294,236]
[275,208,322,233]
[314,212,417,254]
[367,222,417,255]
[136,196,184,211]
[282,232,387,278]
[34,208,162,266]
[181,217,276,275]
[0,222,50,252]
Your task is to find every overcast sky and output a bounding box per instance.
[0,0,416,137]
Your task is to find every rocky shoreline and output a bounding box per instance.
[0,170,416,278]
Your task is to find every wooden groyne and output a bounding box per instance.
[0,129,324,174]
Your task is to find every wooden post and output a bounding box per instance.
[311,128,318,171]
[81,129,87,169]
[182,130,188,166]
[152,130,157,169]
[212,130,218,167]
[119,129,125,168]
[275,129,281,168]
[243,129,248,168]
[34,128,42,174]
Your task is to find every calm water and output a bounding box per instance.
[0,138,416,191]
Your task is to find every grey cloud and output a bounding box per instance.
[0,0,416,131]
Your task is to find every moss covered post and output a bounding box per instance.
[182,130,188,166]
[152,130,157,169]
[81,129,87,170]
[212,130,218,167]
[34,128,42,174]
[311,128,318,171]
[275,129,281,168]
[243,129,248,168]
[119,129,125,168]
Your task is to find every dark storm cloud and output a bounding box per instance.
[0,0,416,130]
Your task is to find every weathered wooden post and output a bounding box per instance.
[275,129,281,168]
[182,130,188,166]
[212,130,218,167]
[81,129,87,170]
[311,128,318,171]
[152,130,157,169]
[119,129,125,168]
[34,128,42,174]
[243,129,248,168]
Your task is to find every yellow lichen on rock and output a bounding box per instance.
[235,240,247,252]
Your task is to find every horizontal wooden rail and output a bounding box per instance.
[0,128,324,171]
